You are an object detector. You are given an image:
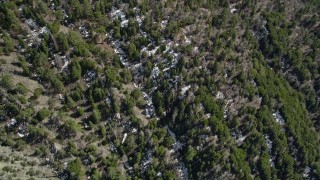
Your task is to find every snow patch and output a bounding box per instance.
[179,85,191,99]
[7,118,17,127]
[110,9,126,21]
[303,166,311,178]
[17,133,25,137]
[272,111,285,126]
[264,134,275,167]
[184,35,191,44]
[121,20,129,27]
[151,66,160,78]
[161,20,168,29]
[165,126,183,150]
[122,133,128,144]
[216,91,224,99]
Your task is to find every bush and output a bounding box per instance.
[27,126,48,143]
[91,168,102,180]
[27,168,36,176]
[0,75,14,90]
[2,33,15,55]
[51,78,64,92]
[91,108,101,124]
[20,161,26,167]
[2,166,15,173]
[66,96,76,109]
[20,60,31,76]
[99,125,106,139]
[131,89,141,100]
[127,43,139,62]
[18,96,27,104]
[80,59,97,74]
[71,59,82,81]
[2,139,15,147]
[35,108,51,122]
[15,83,28,95]
[56,33,69,54]
[93,88,105,102]
[33,88,43,99]
[32,52,48,67]
[59,120,81,138]
[74,106,83,117]
[121,69,132,83]
[66,158,85,179]
[0,59,6,65]
[68,32,91,57]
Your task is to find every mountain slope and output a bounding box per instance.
[0,0,319,179]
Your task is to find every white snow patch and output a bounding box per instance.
[122,133,128,144]
[236,135,246,143]
[142,46,160,56]
[115,113,121,119]
[206,113,211,118]
[216,91,224,99]
[223,99,234,119]
[165,126,183,150]
[151,66,160,78]
[179,85,191,99]
[7,118,17,127]
[111,9,126,21]
[105,97,111,105]
[163,67,170,72]
[303,166,311,178]
[161,20,168,29]
[58,94,64,100]
[265,135,272,152]
[264,134,275,167]
[39,26,49,34]
[83,122,89,129]
[184,35,191,44]
[79,26,90,38]
[136,15,144,26]
[17,133,25,137]
[272,111,285,126]
[193,46,199,52]
[120,20,129,27]
[143,159,151,166]
[132,128,137,133]
[199,103,205,110]
[84,70,97,82]
[145,106,155,119]
[60,60,70,72]
[142,92,153,106]
[133,82,138,88]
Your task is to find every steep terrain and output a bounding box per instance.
[0,0,320,179]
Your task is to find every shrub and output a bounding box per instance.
[0,75,14,90]
[76,107,84,117]
[66,158,85,179]
[15,83,28,95]
[91,108,101,124]
[33,88,43,99]
[35,108,51,122]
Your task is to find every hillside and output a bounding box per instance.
[0,0,320,179]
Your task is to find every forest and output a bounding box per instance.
[0,0,319,179]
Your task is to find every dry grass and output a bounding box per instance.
[0,146,58,179]
[0,53,61,111]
